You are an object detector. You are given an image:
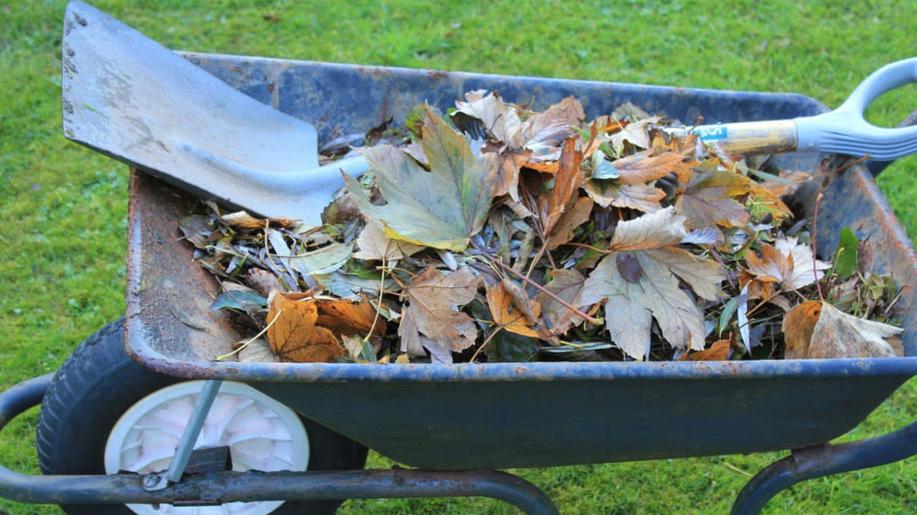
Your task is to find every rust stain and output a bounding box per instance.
[426,69,448,81]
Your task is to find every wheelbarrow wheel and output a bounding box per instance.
[36,319,368,514]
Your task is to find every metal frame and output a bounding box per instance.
[0,376,558,514]
[1,375,913,514]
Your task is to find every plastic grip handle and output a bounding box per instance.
[795,58,917,161]
[839,58,917,113]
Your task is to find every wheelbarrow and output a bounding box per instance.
[2,5,917,515]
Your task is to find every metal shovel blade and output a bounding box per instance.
[61,1,341,223]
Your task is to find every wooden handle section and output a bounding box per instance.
[670,120,798,155]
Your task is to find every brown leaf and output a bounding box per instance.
[609,118,658,153]
[608,206,686,252]
[745,237,831,291]
[613,151,695,185]
[748,184,794,223]
[501,278,540,323]
[583,181,665,212]
[454,90,523,147]
[522,97,585,160]
[398,267,480,357]
[522,160,559,174]
[784,302,903,359]
[266,293,345,363]
[314,299,378,338]
[782,301,822,358]
[580,207,724,359]
[486,282,541,337]
[536,269,586,334]
[454,91,583,157]
[222,211,296,230]
[494,151,532,200]
[675,162,752,230]
[245,268,286,296]
[747,170,810,223]
[539,138,583,235]
[545,196,593,249]
[652,132,699,157]
[681,339,731,361]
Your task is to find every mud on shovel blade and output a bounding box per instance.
[61,1,367,224]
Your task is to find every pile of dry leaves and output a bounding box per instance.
[179,91,904,364]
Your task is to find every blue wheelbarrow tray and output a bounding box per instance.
[124,53,917,471]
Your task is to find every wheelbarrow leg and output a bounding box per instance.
[143,379,223,490]
[731,420,917,514]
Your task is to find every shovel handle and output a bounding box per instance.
[685,58,917,161]
[181,141,369,193]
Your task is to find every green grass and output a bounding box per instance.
[1,0,915,513]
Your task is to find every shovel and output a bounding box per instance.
[62,1,917,224]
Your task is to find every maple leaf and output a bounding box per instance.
[584,150,694,213]
[486,281,541,338]
[745,237,831,292]
[454,91,584,154]
[344,105,499,251]
[746,170,810,223]
[783,301,903,359]
[584,181,666,212]
[353,220,424,261]
[266,293,345,362]
[453,91,583,199]
[578,207,725,360]
[609,117,659,154]
[675,160,752,230]
[398,266,481,359]
[535,269,586,335]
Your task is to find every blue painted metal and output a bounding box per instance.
[0,374,52,429]
[731,421,917,514]
[123,53,917,472]
[0,376,558,513]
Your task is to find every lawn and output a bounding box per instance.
[1,1,915,513]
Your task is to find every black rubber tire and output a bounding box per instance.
[37,319,368,514]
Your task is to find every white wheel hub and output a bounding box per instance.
[105,381,309,515]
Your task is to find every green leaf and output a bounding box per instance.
[290,242,352,276]
[833,227,859,280]
[718,295,743,336]
[210,290,266,313]
[590,150,621,180]
[344,105,498,251]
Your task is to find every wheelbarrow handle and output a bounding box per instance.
[687,58,917,161]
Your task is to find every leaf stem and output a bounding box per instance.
[364,251,388,344]
[469,326,503,363]
[215,308,283,361]
[812,189,825,302]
